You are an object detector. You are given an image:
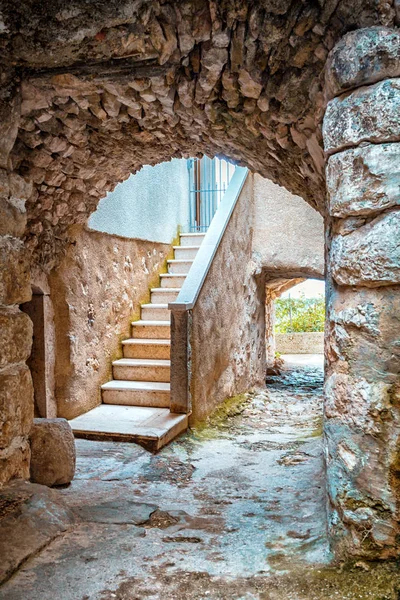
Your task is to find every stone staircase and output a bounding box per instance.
[70,232,205,451]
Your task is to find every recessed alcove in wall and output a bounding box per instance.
[21,286,56,419]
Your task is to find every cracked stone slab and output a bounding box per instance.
[330,209,400,287]
[0,479,74,584]
[323,78,400,155]
[326,143,400,217]
[73,498,158,525]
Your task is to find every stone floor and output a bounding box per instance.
[1,356,400,599]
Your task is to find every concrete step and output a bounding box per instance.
[102,380,170,408]
[70,405,188,452]
[167,259,193,274]
[141,304,170,321]
[151,288,180,304]
[160,274,186,288]
[173,246,200,260]
[131,320,170,339]
[113,358,170,382]
[122,338,170,359]
[180,233,206,247]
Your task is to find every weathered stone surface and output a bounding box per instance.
[252,175,324,279]
[0,236,31,305]
[0,197,27,237]
[0,309,33,369]
[325,372,395,434]
[324,274,400,559]
[0,364,34,450]
[0,95,20,169]
[325,416,400,559]
[0,169,28,237]
[325,27,400,99]
[327,143,400,217]
[50,226,171,419]
[0,479,73,583]
[323,26,400,561]
[21,291,57,419]
[326,285,400,384]
[330,209,400,287]
[190,176,265,422]
[0,1,392,270]
[29,418,76,487]
[324,79,400,155]
[0,443,31,486]
[74,499,157,524]
[276,332,324,355]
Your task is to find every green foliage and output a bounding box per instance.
[275,293,325,333]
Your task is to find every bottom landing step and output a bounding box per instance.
[69,405,188,452]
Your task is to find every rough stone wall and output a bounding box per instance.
[188,172,324,422]
[190,175,265,422]
[0,144,34,483]
[276,332,324,355]
[0,1,395,275]
[48,225,171,420]
[252,175,324,278]
[0,5,398,564]
[323,27,400,559]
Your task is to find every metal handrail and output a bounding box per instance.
[169,167,248,311]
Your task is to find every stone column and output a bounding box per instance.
[0,94,34,485]
[323,27,400,559]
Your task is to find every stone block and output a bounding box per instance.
[0,236,31,305]
[326,285,400,382]
[330,209,400,287]
[0,95,20,170]
[0,442,30,486]
[0,197,27,237]
[325,419,400,558]
[0,308,33,368]
[30,418,76,487]
[323,79,400,155]
[327,143,400,217]
[324,372,394,434]
[8,172,33,201]
[0,169,27,237]
[325,27,400,99]
[0,364,34,450]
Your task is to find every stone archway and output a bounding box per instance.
[0,1,399,560]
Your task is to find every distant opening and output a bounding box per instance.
[266,278,325,374]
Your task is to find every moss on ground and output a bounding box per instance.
[189,393,252,440]
[103,560,400,599]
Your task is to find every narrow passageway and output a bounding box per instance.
[2,359,399,600]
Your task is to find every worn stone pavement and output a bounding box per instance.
[1,356,400,600]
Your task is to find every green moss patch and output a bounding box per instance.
[190,393,252,440]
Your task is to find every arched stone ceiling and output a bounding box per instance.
[0,0,396,269]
